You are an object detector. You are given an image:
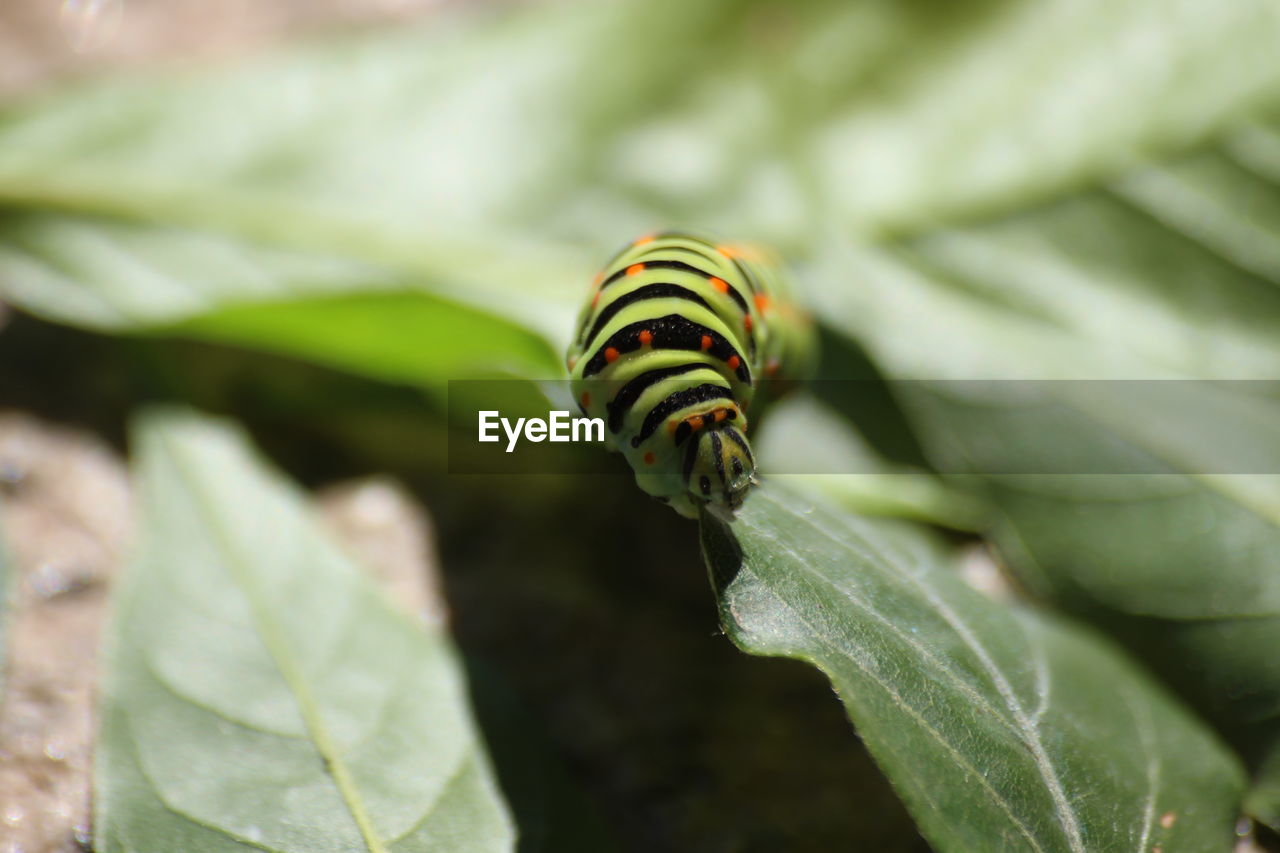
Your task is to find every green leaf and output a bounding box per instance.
[96,411,514,852]
[753,393,986,530]
[701,485,1245,853]
[811,130,1280,826]
[3,0,1280,370]
[0,502,8,702]
[3,1,1279,243]
[169,292,563,394]
[0,213,564,389]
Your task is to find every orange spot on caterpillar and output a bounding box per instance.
[718,245,739,259]
[634,234,655,246]
[700,335,712,351]
[592,271,603,286]
[626,263,645,276]
[605,347,620,363]
[1159,812,1177,829]
[709,276,728,293]
[566,356,577,370]
[754,294,772,313]
[690,416,704,431]
[643,451,656,465]
[714,409,726,422]
[580,392,591,408]
[743,315,753,333]
[668,420,679,435]
[726,355,741,370]
[638,329,653,346]
[591,291,600,307]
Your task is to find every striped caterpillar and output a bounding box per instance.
[566,232,814,518]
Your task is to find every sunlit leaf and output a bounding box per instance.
[170,292,563,394]
[753,393,984,530]
[96,411,514,852]
[0,506,8,702]
[811,133,1280,826]
[0,213,564,388]
[1,0,1279,364]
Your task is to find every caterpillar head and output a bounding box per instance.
[680,424,757,519]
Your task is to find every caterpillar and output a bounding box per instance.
[566,232,815,518]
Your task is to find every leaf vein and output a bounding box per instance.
[165,434,389,853]
[770,498,1085,852]
[735,561,1046,853]
[1121,685,1160,853]
[748,523,1023,739]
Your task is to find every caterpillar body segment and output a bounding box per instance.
[566,232,814,518]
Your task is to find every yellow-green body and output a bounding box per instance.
[567,232,814,517]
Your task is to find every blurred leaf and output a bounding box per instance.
[0,504,8,702]
[2,0,1278,243]
[96,411,514,852]
[809,142,1280,382]
[811,133,1280,826]
[170,293,562,395]
[753,392,985,530]
[0,214,563,389]
[701,485,1245,853]
[0,213,389,329]
[1,0,1280,364]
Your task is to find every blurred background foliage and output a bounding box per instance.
[1,0,1280,850]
